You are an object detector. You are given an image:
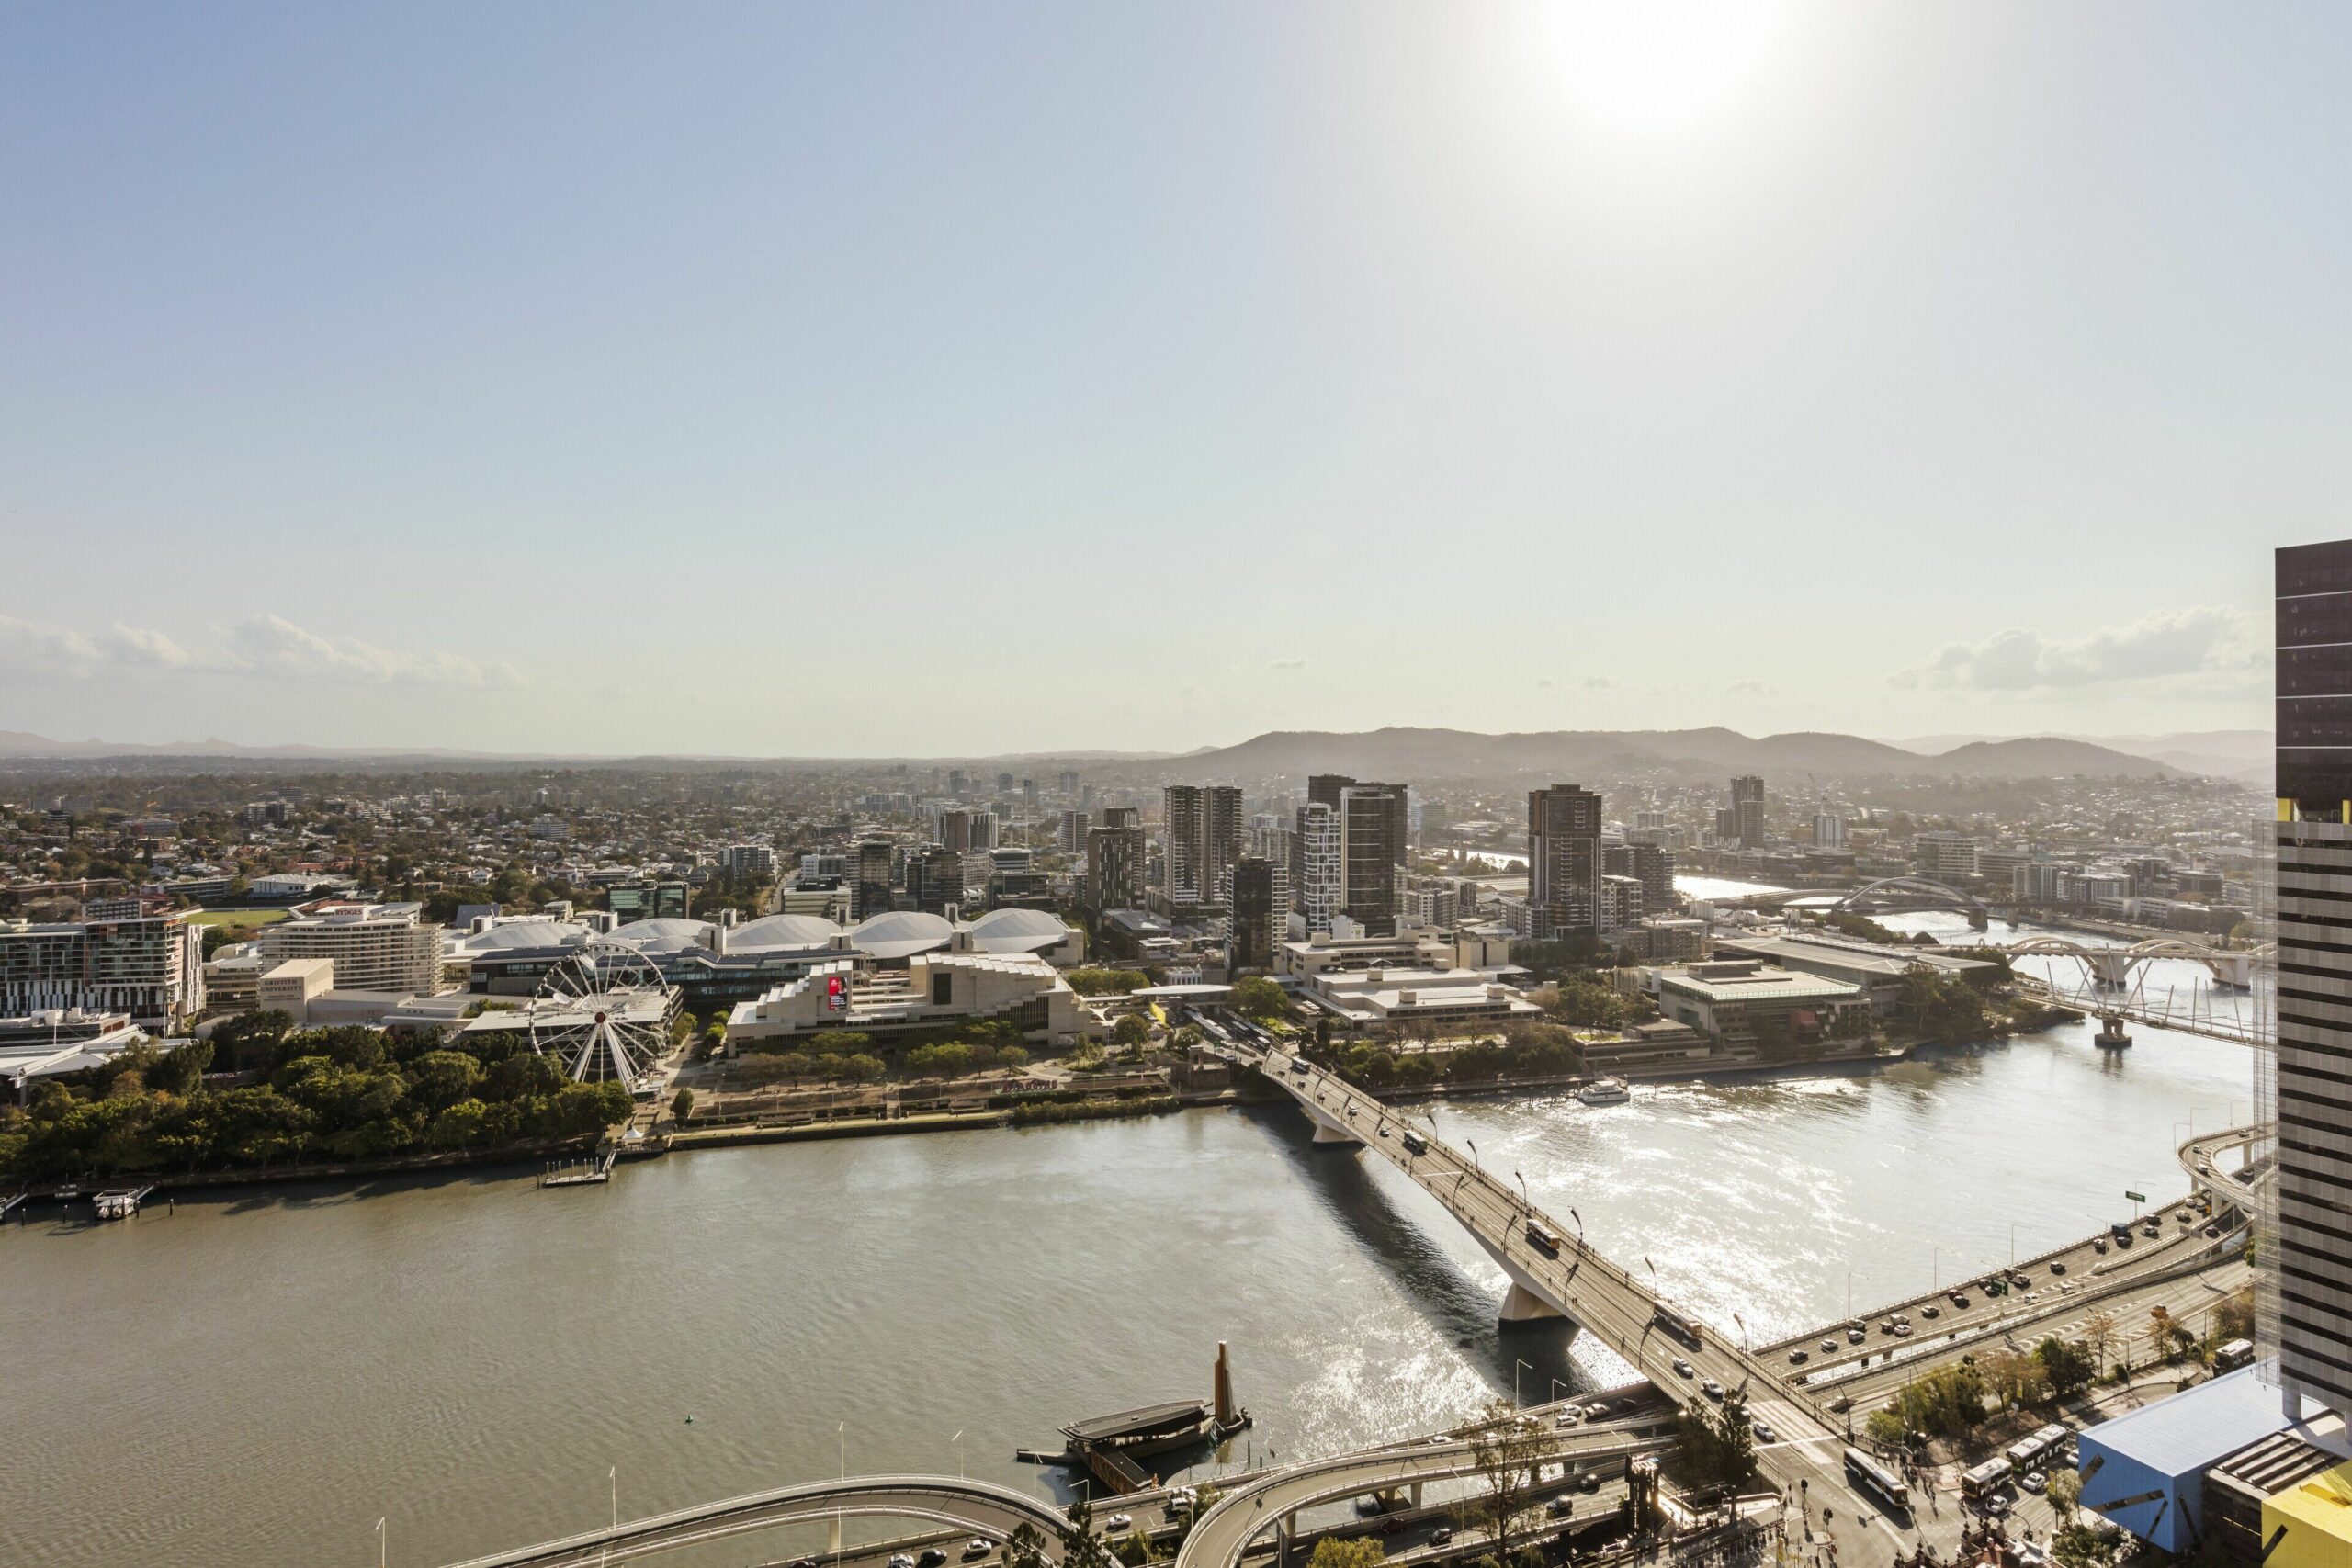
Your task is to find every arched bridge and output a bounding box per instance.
[1828,877,1986,918]
[435,1475,1069,1568]
[2007,936,2271,991]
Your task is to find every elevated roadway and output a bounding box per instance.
[1174,1427,1664,1568]
[435,1475,1069,1568]
[2180,1123,2273,1208]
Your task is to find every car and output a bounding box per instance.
[888,1556,915,1568]
[917,1550,948,1568]
[1982,1495,2012,1518]
[967,1541,995,1561]
[1821,1339,1839,1354]
[1380,1517,1406,1537]
[1430,1528,1453,1546]
[2020,1472,2048,1495]
[1950,1290,1970,1307]
[2205,1225,2222,1238]
[1789,1349,1810,1365]
[1753,1422,1777,1444]
[1106,1516,1134,1532]
[1547,1497,1577,1518]
[1922,1305,1940,1320]
[2093,1238,2109,1254]
[1894,1322,1914,1337]
[1555,1412,1581,1428]
[1848,1327,1866,1345]
[1673,1358,1695,1378]
[1701,1378,1725,1400]
[1579,1472,1600,1493]
[793,1559,821,1568]
[2050,1261,2067,1275]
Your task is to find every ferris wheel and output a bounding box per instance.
[529,946,674,1092]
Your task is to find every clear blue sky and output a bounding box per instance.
[0,2,2331,754]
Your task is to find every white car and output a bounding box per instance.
[1106,1515,1133,1532]
[2021,1472,2048,1495]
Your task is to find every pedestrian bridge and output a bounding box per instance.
[435,1475,1069,1568]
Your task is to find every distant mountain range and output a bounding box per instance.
[1888,729,2270,790]
[1156,727,2206,783]
[0,725,2256,784]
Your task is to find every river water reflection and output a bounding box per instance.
[1,1007,2255,1568]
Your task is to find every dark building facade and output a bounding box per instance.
[1085,808,1148,913]
[1604,841,1675,919]
[1529,784,1604,939]
[1230,855,1286,971]
[852,840,896,920]
[2271,539,2352,1424]
[1310,774,1408,936]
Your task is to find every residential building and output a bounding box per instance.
[0,912,207,1025]
[720,843,776,879]
[1599,874,1644,934]
[1162,784,1243,906]
[906,845,967,915]
[1813,811,1847,849]
[259,903,445,997]
[1913,830,1981,882]
[1602,841,1673,919]
[935,808,975,852]
[1057,810,1090,852]
[1230,855,1286,971]
[1311,775,1408,936]
[1729,775,1767,848]
[1085,811,1148,914]
[2272,536,2352,1425]
[1528,784,1603,940]
[1293,800,1342,935]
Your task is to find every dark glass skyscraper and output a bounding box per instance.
[2271,539,2352,1422]
[1529,784,1604,939]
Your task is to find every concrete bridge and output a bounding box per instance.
[2007,935,2270,991]
[435,1475,1069,1568]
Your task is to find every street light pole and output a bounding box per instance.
[953,1429,965,1481]
[1515,1170,1529,1211]
[1516,1359,1532,1408]
[1467,1137,1480,1172]
[376,1517,386,1568]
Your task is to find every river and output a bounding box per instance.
[0,1000,2257,1568]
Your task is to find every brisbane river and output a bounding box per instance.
[4,982,2257,1568]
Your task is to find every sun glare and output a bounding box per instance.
[1534,0,1793,140]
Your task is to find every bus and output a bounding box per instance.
[1961,1458,2012,1500]
[2215,1338,2256,1372]
[1525,1222,1562,1257]
[1654,1304,1704,1348]
[1401,1129,1429,1156]
[2004,1424,2069,1473]
[1845,1448,1911,1512]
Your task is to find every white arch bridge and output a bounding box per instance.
[2004,935,2270,991]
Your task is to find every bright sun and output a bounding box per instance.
[1534,0,1793,140]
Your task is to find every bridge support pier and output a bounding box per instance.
[1500,1281,1566,1323]
[1300,1099,1364,1145]
[830,1517,842,1557]
[1410,1483,1424,1509]
[2206,953,2256,989]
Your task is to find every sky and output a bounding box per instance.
[0,2,2334,757]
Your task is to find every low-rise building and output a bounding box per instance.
[1712,932,1997,1015]
[259,903,445,997]
[1649,960,1870,1046]
[256,957,336,1021]
[727,951,1097,1047]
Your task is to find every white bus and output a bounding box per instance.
[1844,1448,1911,1512]
[2004,1424,2069,1472]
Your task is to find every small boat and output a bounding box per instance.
[1577,1077,1631,1107]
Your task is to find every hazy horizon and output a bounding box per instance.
[6,3,2326,754]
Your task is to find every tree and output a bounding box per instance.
[2083,1307,2119,1373]
[1111,1015,1151,1050]
[1307,1540,1386,1568]
[1232,976,1288,1020]
[1004,1525,1050,1568]
[1677,1390,1758,1490]
[670,1087,695,1122]
[2047,1468,2082,1523]
[2037,1337,2097,1399]
[2148,1306,2176,1364]
[2052,1524,2120,1568]
[1459,1402,1549,1568]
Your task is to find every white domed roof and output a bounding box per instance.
[609,918,716,954]
[960,908,1071,953]
[728,913,842,953]
[849,909,955,959]
[456,919,588,953]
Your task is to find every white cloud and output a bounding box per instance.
[1269,656,1307,671]
[0,610,517,688]
[1891,605,2258,693]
